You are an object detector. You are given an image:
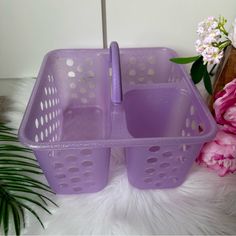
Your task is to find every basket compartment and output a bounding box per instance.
[123,86,211,189]
[124,87,207,138]
[22,49,111,144]
[35,148,110,194]
[20,49,112,193]
[125,143,202,189]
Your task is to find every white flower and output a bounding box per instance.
[207,16,215,22]
[203,35,216,44]
[211,21,218,30]
[195,16,227,65]
[195,39,206,54]
[228,18,236,48]
[202,46,224,64]
[197,26,204,35]
[197,16,219,36]
[202,30,220,44]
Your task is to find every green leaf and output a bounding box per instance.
[5,182,54,195]
[2,182,53,194]
[0,130,17,136]
[7,186,57,206]
[13,195,52,215]
[0,159,40,169]
[170,55,200,64]
[0,123,15,131]
[0,174,48,188]
[0,195,6,228]
[0,145,33,153]
[17,202,45,229]
[0,122,55,235]
[203,68,213,95]
[10,203,21,236]
[9,186,49,205]
[17,204,25,228]
[0,153,37,163]
[0,135,18,142]
[190,56,205,84]
[3,199,9,235]
[0,168,43,175]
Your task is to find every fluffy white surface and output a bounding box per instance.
[6,79,236,235]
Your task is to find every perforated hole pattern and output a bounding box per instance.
[120,50,183,87]
[36,148,110,194]
[34,75,62,143]
[65,57,98,105]
[29,54,112,193]
[181,104,206,139]
[126,142,202,189]
[125,103,205,189]
[32,53,108,144]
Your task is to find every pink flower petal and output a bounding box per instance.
[197,129,236,176]
[213,79,236,134]
[215,130,236,145]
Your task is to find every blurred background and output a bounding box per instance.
[0,0,236,93]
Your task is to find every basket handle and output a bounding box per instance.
[110,41,122,104]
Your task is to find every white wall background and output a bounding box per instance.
[0,0,103,78]
[0,0,236,78]
[107,0,236,54]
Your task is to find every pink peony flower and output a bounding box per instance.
[197,130,236,176]
[213,78,236,134]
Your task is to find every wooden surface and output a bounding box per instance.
[208,45,236,113]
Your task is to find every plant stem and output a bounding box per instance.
[209,64,217,76]
[218,40,231,50]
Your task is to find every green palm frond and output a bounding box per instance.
[0,122,57,235]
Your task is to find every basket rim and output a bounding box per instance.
[18,47,218,150]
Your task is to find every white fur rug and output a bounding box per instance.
[6,79,236,235]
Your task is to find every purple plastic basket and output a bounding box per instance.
[19,42,217,194]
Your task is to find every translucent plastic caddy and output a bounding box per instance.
[19,42,217,194]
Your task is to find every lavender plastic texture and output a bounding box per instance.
[19,42,217,193]
[110,42,122,104]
